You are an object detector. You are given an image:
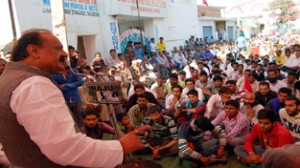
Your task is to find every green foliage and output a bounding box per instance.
[269,0,299,25]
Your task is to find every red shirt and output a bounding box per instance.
[244,122,295,152]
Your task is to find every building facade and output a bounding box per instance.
[9,0,200,63]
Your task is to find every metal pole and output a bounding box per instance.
[136,0,144,45]
[8,0,17,40]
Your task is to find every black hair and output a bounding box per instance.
[213,76,223,82]
[225,100,240,109]
[278,87,292,96]
[185,78,195,85]
[199,71,208,76]
[212,70,221,74]
[294,81,300,90]
[257,109,277,123]
[288,71,296,77]
[219,86,232,94]
[137,94,149,100]
[245,69,251,73]
[147,105,162,114]
[172,85,183,92]
[259,81,270,88]
[194,116,215,131]
[178,71,186,75]
[116,113,128,122]
[226,80,236,86]
[169,73,178,79]
[12,29,51,62]
[134,84,145,91]
[231,62,238,66]
[286,96,300,105]
[187,89,198,97]
[82,108,99,119]
[268,69,278,74]
[68,45,75,50]
[110,49,116,53]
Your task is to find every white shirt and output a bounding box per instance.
[279,108,300,140]
[205,94,225,119]
[240,103,264,125]
[165,94,186,110]
[284,53,300,68]
[150,42,157,52]
[236,36,246,48]
[182,87,204,102]
[11,76,123,167]
[268,80,288,93]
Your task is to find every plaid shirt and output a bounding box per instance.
[212,111,250,140]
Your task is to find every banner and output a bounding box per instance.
[42,0,99,17]
[119,29,151,54]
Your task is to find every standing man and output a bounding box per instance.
[150,38,157,54]
[52,62,84,126]
[0,29,149,167]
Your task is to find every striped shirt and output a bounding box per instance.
[178,120,226,160]
[140,115,178,146]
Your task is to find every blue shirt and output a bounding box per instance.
[203,50,213,59]
[135,48,144,60]
[52,68,84,103]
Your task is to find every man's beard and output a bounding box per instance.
[269,78,277,83]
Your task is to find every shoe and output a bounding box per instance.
[209,155,228,165]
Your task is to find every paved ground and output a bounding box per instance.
[131,153,250,168]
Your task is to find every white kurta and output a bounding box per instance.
[11,76,123,168]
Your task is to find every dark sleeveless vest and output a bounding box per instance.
[0,62,80,168]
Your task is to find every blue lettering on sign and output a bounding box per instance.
[43,0,50,6]
[110,22,119,50]
[88,5,98,11]
[112,36,118,41]
[70,3,85,10]
[64,2,70,8]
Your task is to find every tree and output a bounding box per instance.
[269,0,299,26]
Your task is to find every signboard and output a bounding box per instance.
[109,0,168,18]
[119,29,151,54]
[42,0,99,17]
[86,82,123,104]
[110,22,120,51]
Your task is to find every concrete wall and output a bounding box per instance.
[10,0,200,61]
[198,20,216,39]
[226,21,237,40]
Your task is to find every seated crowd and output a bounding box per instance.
[2,35,300,168]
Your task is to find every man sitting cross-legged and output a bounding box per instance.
[139,105,179,159]
[234,109,295,168]
[178,116,227,167]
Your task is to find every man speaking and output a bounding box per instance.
[0,29,149,168]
